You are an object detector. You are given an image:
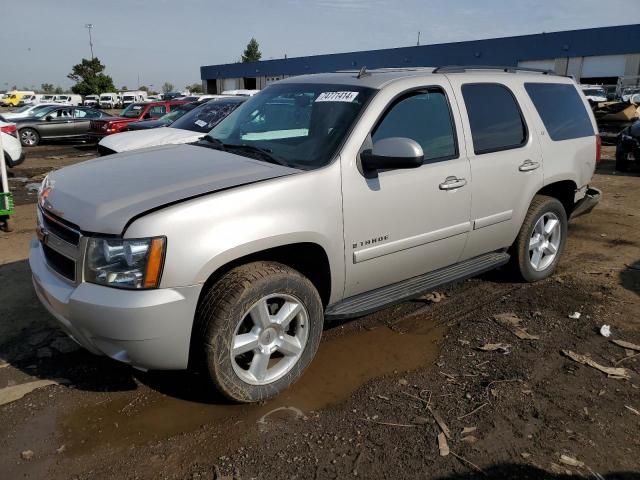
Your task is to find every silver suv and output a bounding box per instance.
[30,67,601,402]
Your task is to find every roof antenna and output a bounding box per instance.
[357,66,369,79]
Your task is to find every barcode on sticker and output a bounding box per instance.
[315,91,359,102]
[194,120,207,127]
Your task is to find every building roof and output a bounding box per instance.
[201,24,640,80]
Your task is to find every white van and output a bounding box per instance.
[18,94,44,106]
[121,90,148,107]
[54,94,83,106]
[83,95,100,106]
[99,93,120,109]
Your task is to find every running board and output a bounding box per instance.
[325,252,510,320]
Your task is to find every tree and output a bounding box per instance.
[121,86,128,91]
[162,82,174,94]
[41,83,54,93]
[67,57,116,96]
[242,38,262,63]
[139,85,149,92]
[186,83,203,94]
[54,86,64,94]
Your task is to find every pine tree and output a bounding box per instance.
[242,38,262,63]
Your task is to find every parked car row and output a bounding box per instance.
[0,91,83,107]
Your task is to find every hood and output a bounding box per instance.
[99,128,202,153]
[42,144,300,234]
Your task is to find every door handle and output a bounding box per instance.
[519,160,540,172]
[439,176,467,190]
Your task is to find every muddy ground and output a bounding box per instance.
[0,144,639,479]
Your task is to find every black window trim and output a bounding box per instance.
[370,85,460,164]
[462,82,529,156]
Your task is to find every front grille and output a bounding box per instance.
[41,211,80,246]
[97,145,116,156]
[42,244,76,281]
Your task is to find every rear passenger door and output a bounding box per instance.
[40,107,75,138]
[447,78,544,260]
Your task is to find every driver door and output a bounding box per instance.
[341,82,472,297]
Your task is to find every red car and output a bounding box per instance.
[89,100,189,140]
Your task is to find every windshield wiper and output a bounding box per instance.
[223,143,289,167]
[195,135,226,150]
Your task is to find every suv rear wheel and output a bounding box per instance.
[196,261,324,403]
[512,195,567,282]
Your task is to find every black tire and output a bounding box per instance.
[196,261,324,403]
[19,128,40,147]
[512,195,568,283]
[4,152,16,168]
[615,147,631,172]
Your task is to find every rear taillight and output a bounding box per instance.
[0,124,17,138]
[596,134,602,164]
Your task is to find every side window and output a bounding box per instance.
[524,83,594,141]
[462,84,527,154]
[372,88,457,161]
[73,108,87,118]
[149,105,166,117]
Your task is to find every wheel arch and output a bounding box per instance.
[536,180,577,217]
[188,241,332,370]
[198,241,333,309]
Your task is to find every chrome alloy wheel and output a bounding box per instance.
[20,129,37,146]
[529,212,561,271]
[231,294,309,385]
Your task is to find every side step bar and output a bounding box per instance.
[325,252,510,320]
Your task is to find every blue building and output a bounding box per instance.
[201,24,640,93]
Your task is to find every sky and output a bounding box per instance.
[1,0,639,92]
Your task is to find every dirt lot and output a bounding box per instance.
[0,144,639,479]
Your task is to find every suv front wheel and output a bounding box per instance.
[512,195,568,282]
[196,261,324,403]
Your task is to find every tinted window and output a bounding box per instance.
[525,83,594,141]
[149,105,166,117]
[372,89,457,161]
[462,84,527,154]
[171,99,245,133]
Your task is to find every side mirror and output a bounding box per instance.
[45,115,54,121]
[360,137,424,172]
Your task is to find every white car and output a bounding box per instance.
[622,88,640,102]
[221,89,260,96]
[580,86,607,104]
[0,119,25,168]
[97,96,246,155]
[83,95,100,106]
[2,103,60,120]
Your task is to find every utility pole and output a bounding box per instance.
[417,31,421,46]
[85,24,94,59]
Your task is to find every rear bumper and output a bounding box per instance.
[571,187,601,219]
[29,238,202,370]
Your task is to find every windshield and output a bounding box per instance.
[100,96,112,101]
[206,83,375,169]
[121,103,145,118]
[156,104,197,123]
[41,95,54,101]
[86,95,98,100]
[123,96,135,102]
[172,99,245,133]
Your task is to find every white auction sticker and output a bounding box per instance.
[194,119,207,127]
[315,91,359,103]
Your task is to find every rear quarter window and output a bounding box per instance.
[524,83,594,141]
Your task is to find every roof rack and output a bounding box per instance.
[433,65,558,75]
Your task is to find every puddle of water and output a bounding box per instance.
[61,319,444,454]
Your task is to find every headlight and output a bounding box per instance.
[85,237,166,289]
